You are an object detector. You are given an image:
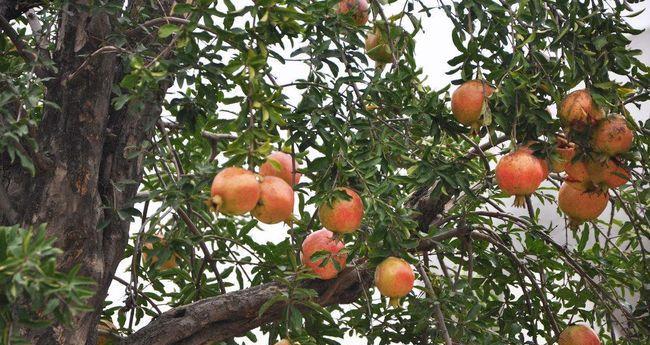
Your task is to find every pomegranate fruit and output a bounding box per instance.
[591,115,634,155]
[558,89,604,130]
[495,147,547,207]
[210,167,261,215]
[365,27,393,63]
[142,233,178,270]
[550,141,576,173]
[301,229,347,280]
[374,256,415,307]
[274,340,291,345]
[586,159,630,189]
[558,324,601,345]
[251,176,294,224]
[260,151,302,186]
[564,158,591,184]
[451,80,494,133]
[337,0,369,26]
[318,187,364,233]
[558,182,609,228]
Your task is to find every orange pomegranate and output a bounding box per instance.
[591,115,634,155]
[365,27,393,63]
[558,324,601,345]
[301,229,347,280]
[558,182,609,228]
[142,233,178,270]
[259,151,302,186]
[451,80,494,133]
[586,159,630,189]
[318,187,364,233]
[550,141,576,173]
[564,158,591,184]
[558,89,604,130]
[495,147,547,207]
[374,256,415,307]
[210,167,261,215]
[337,0,370,26]
[251,176,294,224]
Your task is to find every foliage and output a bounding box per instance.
[0,0,649,344]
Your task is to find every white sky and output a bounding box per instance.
[106,2,650,344]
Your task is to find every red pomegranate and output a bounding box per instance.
[374,257,415,307]
[142,233,178,271]
[591,115,634,155]
[550,141,576,173]
[318,187,364,233]
[586,159,630,189]
[251,176,294,224]
[301,229,347,280]
[210,167,261,215]
[495,147,547,207]
[558,182,609,228]
[564,158,591,184]
[259,151,302,186]
[365,27,393,63]
[558,324,601,345]
[337,0,369,26]
[558,89,604,131]
[451,80,494,133]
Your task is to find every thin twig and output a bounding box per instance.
[417,263,453,345]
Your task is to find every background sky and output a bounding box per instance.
[106,2,650,344]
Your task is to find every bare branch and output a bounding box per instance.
[417,263,453,345]
[0,13,36,62]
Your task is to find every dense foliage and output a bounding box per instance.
[0,0,648,344]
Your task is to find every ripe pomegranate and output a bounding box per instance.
[586,159,630,189]
[251,176,294,224]
[318,187,364,233]
[260,151,302,186]
[142,233,178,270]
[451,80,494,133]
[564,158,591,184]
[550,140,576,173]
[558,324,601,345]
[365,28,393,63]
[558,89,604,131]
[337,0,369,26]
[495,147,547,207]
[374,257,415,307]
[558,182,609,228]
[210,167,261,215]
[301,229,347,280]
[591,115,634,155]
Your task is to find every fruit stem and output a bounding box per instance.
[513,195,527,208]
[389,297,401,308]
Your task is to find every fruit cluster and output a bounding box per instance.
[452,82,635,229]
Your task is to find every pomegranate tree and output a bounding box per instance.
[337,0,370,26]
[251,176,295,224]
[210,167,261,215]
[558,324,601,345]
[558,89,604,130]
[318,187,364,233]
[301,229,347,280]
[259,151,302,186]
[374,257,415,307]
[451,80,494,133]
[591,115,634,155]
[495,147,547,207]
[558,182,609,227]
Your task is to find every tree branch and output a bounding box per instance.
[0,13,36,62]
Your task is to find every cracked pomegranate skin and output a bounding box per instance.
[210,167,261,215]
[551,142,576,173]
[259,151,302,186]
[591,115,634,155]
[558,182,609,226]
[318,187,364,234]
[558,324,601,345]
[558,89,604,130]
[451,80,494,130]
[374,257,415,303]
[301,229,347,280]
[495,148,547,206]
[337,0,370,26]
[251,176,294,224]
